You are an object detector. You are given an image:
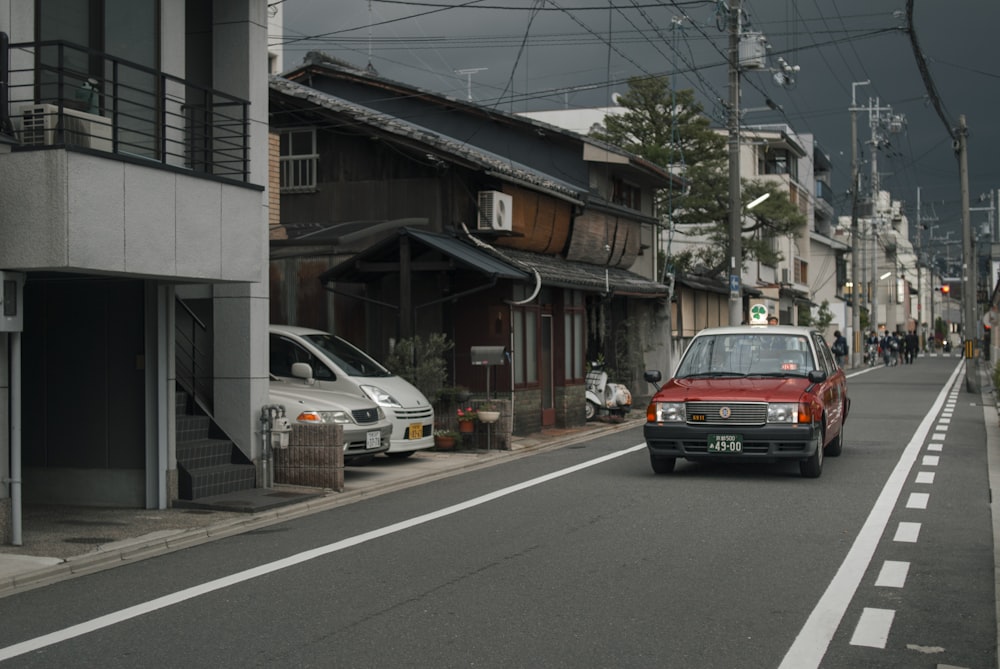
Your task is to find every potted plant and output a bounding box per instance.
[457,406,478,433]
[477,400,500,424]
[433,429,459,450]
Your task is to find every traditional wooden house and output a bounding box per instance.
[268,58,681,435]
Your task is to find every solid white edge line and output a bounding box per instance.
[777,361,965,669]
[0,443,648,662]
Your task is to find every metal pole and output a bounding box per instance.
[727,0,743,326]
[958,115,979,391]
[849,81,868,366]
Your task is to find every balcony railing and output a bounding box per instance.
[3,38,250,183]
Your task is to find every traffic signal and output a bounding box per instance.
[940,284,950,295]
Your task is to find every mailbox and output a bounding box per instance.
[471,345,507,366]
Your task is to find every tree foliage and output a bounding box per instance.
[591,75,806,278]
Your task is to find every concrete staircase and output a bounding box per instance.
[175,391,256,500]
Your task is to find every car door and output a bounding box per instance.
[811,332,844,435]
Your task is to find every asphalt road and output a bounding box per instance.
[0,357,992,668]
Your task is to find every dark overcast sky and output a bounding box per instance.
[278,0,1000,245]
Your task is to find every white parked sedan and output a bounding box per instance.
[269,365,392,465]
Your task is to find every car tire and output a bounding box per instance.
[825,414,844,458]
[585,400,599,421]
[800,426,824,478]
[386,451,415,459]
[650,454,676,474]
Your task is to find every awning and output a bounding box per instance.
[497,247,668,297]
[318,227,529,285]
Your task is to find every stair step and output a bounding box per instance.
[177,415,212,442]
[185,463,256,499]
[177,438,236,469]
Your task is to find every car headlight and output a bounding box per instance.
[767,403,800,423]
[294,410,352,425]
[650,402,685,422]
[360,385,402,408]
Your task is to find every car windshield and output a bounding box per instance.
[303,334,392,378]
[675,332,814,378]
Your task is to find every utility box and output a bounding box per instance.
[471,345,507,366]
[0,271,25,332]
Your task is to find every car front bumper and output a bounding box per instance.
[343,424,392,459]
[643,422,822,460]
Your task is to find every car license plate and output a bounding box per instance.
[409,422,423,440]
[708,433,743,453]
[366,431,381,449]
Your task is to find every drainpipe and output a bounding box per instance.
[10,330,21,545]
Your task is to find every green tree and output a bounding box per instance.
[591,75,806,277]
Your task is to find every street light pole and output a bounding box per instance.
[957,115,979,392]
[727,0,743,326]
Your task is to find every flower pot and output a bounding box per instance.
[434,435,456,450]
[458,420,475,433]
[478,410,500,424]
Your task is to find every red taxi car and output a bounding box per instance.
[643,324,849,478]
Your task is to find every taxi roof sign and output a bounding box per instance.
[749,303,769,326]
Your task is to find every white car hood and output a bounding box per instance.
[268,380,379,412]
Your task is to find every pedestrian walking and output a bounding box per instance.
[905,331,919,363]
[831,330,848,368]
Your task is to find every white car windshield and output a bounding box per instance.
[676,333,813,378]
[303,334,392,378]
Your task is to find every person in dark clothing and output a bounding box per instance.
[904,331,919,363]
[831,330,848,368]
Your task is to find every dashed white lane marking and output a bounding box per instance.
[0,443,649,662]
[906,492,930,509]
[894,521,922,543]
[932,432,947,440]
[777,362,963,669]
[923,455,940,466]
[927,443,943,452]
[938,418,951,425]
[875,560,909,588]
[850,607,895,648]
[915,471,935,484]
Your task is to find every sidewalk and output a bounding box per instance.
[0,416,643,597]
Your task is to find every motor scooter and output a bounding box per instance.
[585,363,632,421]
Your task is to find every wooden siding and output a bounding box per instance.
[492,185,571,254]
[565,210,640,269]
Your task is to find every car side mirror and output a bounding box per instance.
[807,369,827,383]
[644,370,662,391]
[291,361,315,383]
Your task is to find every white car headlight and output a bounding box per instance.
[360,385,402,408]
[656,402,685,422]
[767,403,799,423]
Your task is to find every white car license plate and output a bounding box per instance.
[708,433,742,453]
[366,431,381,449]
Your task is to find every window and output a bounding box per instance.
[512,302,539,387]
[611,176,642,211]
[758,148,798,181]
[280,128,318,192]
[564,291,585,382]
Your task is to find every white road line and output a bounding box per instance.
[850,607,895,648]
[875,560,909,588]
[778,361,964,669]
[894,521,922,542]
[927,443,943,452]
[915,471,935,484]
[932,432,947,440]
[938,418,951,425]
[923,455,940,466]
[0,443,648,662]
[906,492,930,509]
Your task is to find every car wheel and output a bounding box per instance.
[386,451,415,459]
[800,426,824,478]
[650,454,676,474]
[825,413,844,458]
[585,400,598,421]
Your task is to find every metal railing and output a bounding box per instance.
[175,298,213,413]
[4,38,250,182]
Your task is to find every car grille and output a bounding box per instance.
[352,408,380,424]
[393,406,434,420]
[686,401,767,426]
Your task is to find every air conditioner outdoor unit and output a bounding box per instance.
[477,190,513,232]
[18,103,113,152]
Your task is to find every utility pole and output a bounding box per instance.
[726,0,743,326]
[849,81,869,366]
[957,115,979,391]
